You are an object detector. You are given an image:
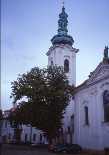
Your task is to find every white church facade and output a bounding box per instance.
[74,63,109,150]
[47,6,109,150]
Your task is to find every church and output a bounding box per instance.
[46,5,109,150]
[1,4,109,151]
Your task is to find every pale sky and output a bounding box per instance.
[1,0,109,110]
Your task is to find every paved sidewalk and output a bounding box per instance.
[1,144,57,155]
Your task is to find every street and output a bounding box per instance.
[1,144,54,155]
[1,144,72,155]
[1,144,105,155]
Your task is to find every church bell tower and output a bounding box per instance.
[46,5,78,86]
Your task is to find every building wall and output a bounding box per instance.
[47,44,76,86]
[47,43,77,144]
[1,120,47,144]
[1,119,14,143]
[74,78,109,150]
[62,99,75,143]
[21,125,47,144]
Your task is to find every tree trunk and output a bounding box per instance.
[29,126,32,143]
[14,128,22,143]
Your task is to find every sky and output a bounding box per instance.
[1,0,109,110]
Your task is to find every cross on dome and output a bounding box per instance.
[62,0,65,7]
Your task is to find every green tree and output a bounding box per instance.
[10,66,73,143]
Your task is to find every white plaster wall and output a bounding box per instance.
[63,99,75,129]
[1,120,47,144]
[21,125,45,144]
[1,120,14,142]
[97,80,109,149]
[74,77,109,150]
[47,42,109,150]
[21,125,31,142]
[62,99,75,143]
[47,44,77,143]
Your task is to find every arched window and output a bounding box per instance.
[64,59,69,73]
[84,106,89,125]
[51,60,53,66]
[71,115,74,133]
[103,90,109,122]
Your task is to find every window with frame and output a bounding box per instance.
[64,59,69,73]
[40,134,42,142]
[84,106,89,125]
[51,60,53,66]
[71,115,74,133]
[8,133,11,139]
[5,120,7,128]
[67,126,71,133]
[33,134,36,141]
[103,90,109,122]
[25,134,28,142]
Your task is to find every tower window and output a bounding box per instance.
[84,106,89,125]
[103,90,109,122]
[64,59,69,73]
[51,60,53,66]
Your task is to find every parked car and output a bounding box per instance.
[53,144,67,153]
[54,143,82,153]
[48,143,66,152]
[65,144,82,153]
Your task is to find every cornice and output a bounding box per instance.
[75,75,109,93]
[46,44,79,56]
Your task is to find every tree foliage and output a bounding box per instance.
[10,66,73,142]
